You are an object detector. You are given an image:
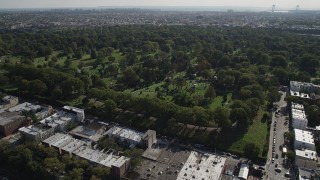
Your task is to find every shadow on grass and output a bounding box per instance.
[216,127,247,152]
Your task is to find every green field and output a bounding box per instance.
[209,93,232,110]
[227,109,268,157]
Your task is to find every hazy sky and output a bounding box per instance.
[0,0,320,9]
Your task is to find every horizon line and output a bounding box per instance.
[0,6,319,11]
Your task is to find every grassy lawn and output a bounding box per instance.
[209,93,232,110]
[0,55,21,64]
[126,82,165,98]
[227,109,268,157]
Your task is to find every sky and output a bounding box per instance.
[0,0,320,10]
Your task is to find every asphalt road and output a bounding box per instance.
[265,91,292,180]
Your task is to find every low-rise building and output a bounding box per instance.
[291,104,308,130]
[69,122,107,142]
[39,111,76,131]
[238,164,249,180]
[177,151,226,180]
[20,108,84,142]
[298,167,315,180]
[43,133,130,179]
[292,103,304,111]
[8,102,41,113]
[295,149,318,170]
[0,96,19,111]
[294,129,315,150]
[62,106,85,122]
[290,91,310,99]
[290,81,320,93]
[106,126,144,148]
[0,111,27,137]
[19,124,55,142]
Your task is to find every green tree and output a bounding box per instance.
[244,143,260,160]
[120,67,140,88]
[90,49,97,59]
[43,157,65,176]
[270,55,287,68]
[28,79,48,95]
[89,166,110,179]
[305,105,320,127]
[64,168,84,180]
[204,86,216,100]
[230,108,249,128]
[60,78,84,97]
[214,107,231,128]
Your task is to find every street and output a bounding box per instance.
[265,91,292,180]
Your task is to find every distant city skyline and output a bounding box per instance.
[0,0,320,10]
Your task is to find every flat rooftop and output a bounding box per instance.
[292,109,307,121]
[43,133,66,145]
[298,167,314,180]
[107,126,144,143]
[292,103,304,111]
[69,124,105,142]
[290,91,310,99]
[296,149,317,160]
[0,111,24,126]
[8,102,41,112]
[63,106,84,113]
[294,129,314,145]
[238,164,249,180]
[42,133,130,168]
[40,111,75,128]
[19,124,52,136]
[61,138,86,153]
[177,151,226,180]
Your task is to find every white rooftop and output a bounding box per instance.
[43,133,66,145]
[2,95,17,102]
[290,91,310,99]
[106,126,144,143]
[292,103,304,111]
[295,129,315,145]
[63,106,84,113]
[292,109,307,121]
[42,133,130,168]
[290,81,318,88]
[238,164,249,180]
[40,111,75,128]
[61,138,86,153]
[8,102,41,112]
[296,149,317,160]
[177,151,226,180]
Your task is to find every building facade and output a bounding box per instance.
[0,112,26,137]
[141,129,157,149]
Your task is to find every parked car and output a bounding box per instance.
[284,171,291,177]
[275,168,282,173]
